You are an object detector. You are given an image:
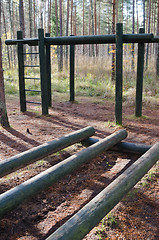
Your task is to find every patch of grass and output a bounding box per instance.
[106,213,118,229]
[138,162,159,188]
[124,114,149,120]
[3,55,159,106]
[96,212,119,239]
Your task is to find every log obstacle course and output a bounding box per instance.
[0,126,159,240]
[46,141,159,240]
[5,23,159,124]
[0,126,95,178]
[0,128,127,217]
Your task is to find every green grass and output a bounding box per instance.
[3,55,159,105]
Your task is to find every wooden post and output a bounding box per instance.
[135,28,145,117]
[0,129,127,217]
[17,31,26,112]
[47,141,159,240]
[82,137,151,155]
[70,35,75,102]
[38,28,48,115]
[45,33,52,107]
[0,126,95,178]
[115,23,123,125]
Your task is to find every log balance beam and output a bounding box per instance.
[82,137,152,155]
[46,141,159,240]
[0,129,127,217]
[0,126,95,178]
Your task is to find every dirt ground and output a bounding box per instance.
[0,94,158,240]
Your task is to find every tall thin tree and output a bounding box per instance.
[0,0,10,127]
[59,0,63,71]
[112,0,116,81]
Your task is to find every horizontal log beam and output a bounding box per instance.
[5,33,154,46]
[46,141,159,240]
[81,137,151,155]
[0,126,95,178]
[0,129,127,217]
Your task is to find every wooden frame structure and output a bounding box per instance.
[5,23,159,124]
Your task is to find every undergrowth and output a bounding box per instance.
[3,55,159,105]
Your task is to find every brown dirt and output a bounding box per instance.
[0,95,158,240]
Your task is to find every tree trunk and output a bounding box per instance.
[59,0,63,71]
[83,0,85,55]
[146,0,151,69]
[65,0,70,69]
[0,0,9,127]
[156,0,159,76]
[112,0,116,81]
[131,0,135,71]
[143,0,145,28]
[2,3,11,68]
[98,0,101,56]
[48,0,51,33]
[71,0,73,35]
[90,0,95,57]
[94,0,98,56]
[29,0,33,63]
[0,39,9,127]
[19,0,25,37]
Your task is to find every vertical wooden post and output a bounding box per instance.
[38,28,48,115]
[115,23,123,125]
[70,35,75,102]
[135,28,145,117]
[45,33,52,108]
[17,31,26,112]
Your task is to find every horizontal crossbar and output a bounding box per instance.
[26,101,41,104]
[23,52,39,55]
[24,77,40,80]
[5,33,157,46]
[23,65,40,67]
[25,89,41,93]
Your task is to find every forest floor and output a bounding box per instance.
[0,94,158,240]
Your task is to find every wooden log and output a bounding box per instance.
[5,33,154,46]
[17,31,26,112]
[115,23,123,125]
[135,28,145,117]
[38,29,48,115]
[0,129,127,217]
[47,141,159,240]
[81,138,151,155]
[0,126,95,178]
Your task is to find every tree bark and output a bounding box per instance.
[59,0,63,71]
[156,0,159,76]
[0,0,9,127]
[131,0,135,71]
[112,0,116,81]
[146,0,151,69]
[65,0,70,68]
[19,0,25,37]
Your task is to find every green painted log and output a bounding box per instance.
[135,28,145,117]
[81,137,151,155]
[5,33,154,46]
[115,23,123,125]
[0,129,127,217]
[46,141,159,240]
[45,33,52,108]
[17,31,26,112]
[0,126,95,178]
[38,29,48,115]
[70,36,75,102]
